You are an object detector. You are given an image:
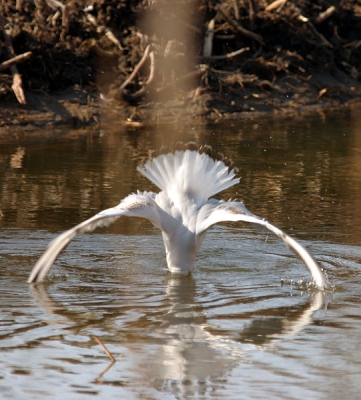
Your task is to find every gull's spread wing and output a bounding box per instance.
[198,201,326,289]
[28,192,161,283]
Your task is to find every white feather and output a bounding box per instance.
[28,148,326,288]
[137,150,240,207]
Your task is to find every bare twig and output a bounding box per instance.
[307,21,333,48]
[157,65,207,93]
[164,40,175,58]
[199,46,250,61]
[317,88,328,99]
[45,0,65,10]
[343,40,361,49]
[11,73,26,104]
[265,0,288,12]
[130,50,155,99]
[247,0,256,29]
[94,336,116,363]
[33,0,69,31]
[16,0,24,11]
[232,0,239,20]
[144,50,155,86]
[120,44,151,90]
[215,34,236,40]
[282,1,333,49]
[181,21,202,35]
[203,19,215,57]
[61,5,69,30]
[33,0,45,24]
[316,6,336,24]
[216,4,264,45]
[104,30,122,50]
[86,13,123,50]
[0,51,32,72]
[174,67,207,85]
[0,13,27,104]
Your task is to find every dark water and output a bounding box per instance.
[1,109,361,399]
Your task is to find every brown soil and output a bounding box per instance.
[1,0,361,129]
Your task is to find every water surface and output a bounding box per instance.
[1,109,361,399]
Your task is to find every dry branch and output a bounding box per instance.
[120,44,151,90]
[33,0,69,31]
[130,50,155,99]
[0,13,27,104]
[247,0,256,29]
[33,0,45,24]
[145,51,155,86]
[157,66,207,93]
[16,0,23,11]
[232,0,239,20]
[216,4,264,45]
[316,6,336,24]
[86,13,123,50]
[265,0,288,12]
[199,47,250,61]
[203,19,215,57]
[0,51,32,72]
[94,336,116,363]
[45,0,65,10]
[11,73,26,104]
[307,21,333,48]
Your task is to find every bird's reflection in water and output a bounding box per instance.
[237,289,330,346]
[146,276,236,387]
[29,276,331,396]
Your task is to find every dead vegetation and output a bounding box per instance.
[1,0,361,126]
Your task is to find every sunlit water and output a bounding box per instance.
[1,108,361,399]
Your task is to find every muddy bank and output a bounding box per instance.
[1,0,361,129]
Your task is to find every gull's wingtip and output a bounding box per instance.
[265,222,327,290]
[199,201,328,290]
[27,261,49,283]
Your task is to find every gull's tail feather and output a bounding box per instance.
[137,144,240,205]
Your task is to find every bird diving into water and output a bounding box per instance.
[28,142,326,288]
